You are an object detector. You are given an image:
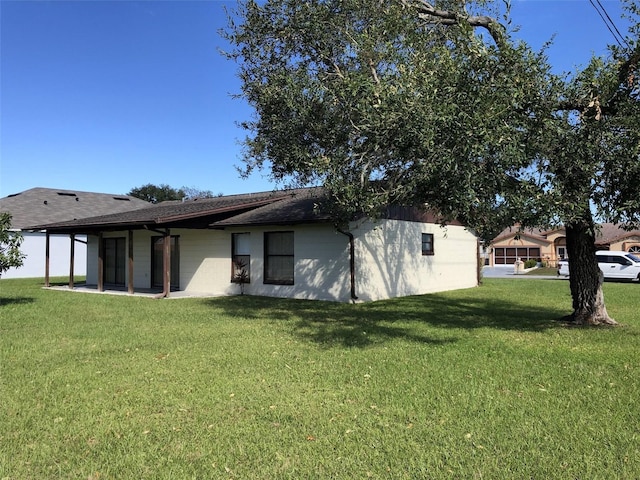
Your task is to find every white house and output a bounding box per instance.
[0,188,149,279]
[31,188,479,302]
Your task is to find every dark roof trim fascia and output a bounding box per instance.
[25,197,290,233]
[30,221,151,234]
[211,218,333,229]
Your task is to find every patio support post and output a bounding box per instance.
[45,232,50,287]
[164,229,171,298]
[98,232,104,292]
[69,233,75,289]
[128,230,134,295]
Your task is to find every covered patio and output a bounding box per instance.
[28,190,294,298]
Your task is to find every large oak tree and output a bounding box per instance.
[224,0,640,325]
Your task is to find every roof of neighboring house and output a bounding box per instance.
[492,226,548,243]
[0,187,151,229]
[492,223,640,246]
[594,223,640,245]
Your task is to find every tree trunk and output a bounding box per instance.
[565,219,618,326]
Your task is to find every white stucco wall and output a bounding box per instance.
[80,220,477,302]
[1,231,87,279]
[178,229,234,295]
[239,224,351,302]
[351,219,478,302]
[86,235,98,285]
[224,221,477,302]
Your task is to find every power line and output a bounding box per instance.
[589,0,629,48]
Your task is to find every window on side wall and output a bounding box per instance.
[264,231,294,285]
[231,233,251,283]
[422,233,434,256]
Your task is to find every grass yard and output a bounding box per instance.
[1,277,639,479]
[524,266,559,276]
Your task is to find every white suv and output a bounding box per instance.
[558,251,640,281]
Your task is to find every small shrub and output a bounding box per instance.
[524,259,538,269]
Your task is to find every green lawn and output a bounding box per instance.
[1,277,639,479]
[525,266,559,276]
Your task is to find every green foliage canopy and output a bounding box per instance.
[224,0,561,239]
[224,0,639,239]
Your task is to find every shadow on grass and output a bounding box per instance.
[0,296,35,307]
[47,280,87,287]
[204,292,563,348]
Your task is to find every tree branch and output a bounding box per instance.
[618,47,640,87]
[558,46,640,117]
[400,0,506,46]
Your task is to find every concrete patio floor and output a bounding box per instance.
[44,284,222,299]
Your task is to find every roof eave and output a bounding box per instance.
[155,197,287,224]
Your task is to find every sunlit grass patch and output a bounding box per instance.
[1,277,639,478]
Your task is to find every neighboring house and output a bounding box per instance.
[29,188,479,302]
[490,224,640,267]
[0,188,150,279]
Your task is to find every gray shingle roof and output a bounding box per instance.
[0,187,151,229]
[594,223,640,246]
[26,189,317,232]
[211,189,331,227]
[17,186,459,233]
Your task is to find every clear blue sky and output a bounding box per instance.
[0,0,632,198]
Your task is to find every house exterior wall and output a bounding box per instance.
[87,232,147,287]
[86,229,232,293]
[352,219,477,301]
[85,226,350,299]
[132,230,153,288]
[239,224,351,301]
[613,235,640,252]
[86,235,98,285]
[178,229,235,295]
[490,235,557,267]
[544,230,565,243]
[82,219,477,302]
[2,232,86,279]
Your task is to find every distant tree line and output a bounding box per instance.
[127,184,221,204]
